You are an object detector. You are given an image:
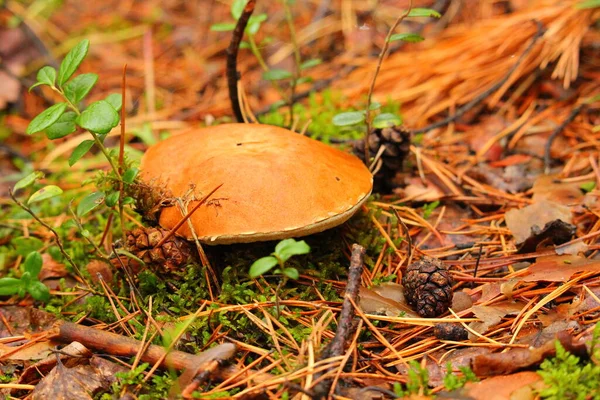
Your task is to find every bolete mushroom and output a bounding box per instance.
[140,123,373,245]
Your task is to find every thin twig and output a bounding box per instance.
[544,103,584,173]
[283,0,302,126]
[414,20,544,134]
[313,244,365,396]
[364,1,413,163]
[9,189,89,289]
[227,0,256,122]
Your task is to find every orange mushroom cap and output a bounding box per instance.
[140,123,373,244]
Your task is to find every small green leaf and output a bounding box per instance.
[13,171,44,192]
[576,0,600,9]
[77,191,105,217]
[262,69,293,81]
[24,251,43,277]
[210,23,236,32]
[57,39,90,87]
[13,237,44,257]
[123,168,139,184]
[282,267,299,280]
[77,100,120,134]
[580,182,596,193]
[332,111,365,126]
[46,111,77,140]
[68,140,95,166]
[407,8,442,18]
[295,76,313,85]
[275,239,311,262]
[105,191,120,207]
[249,256,278,278]
[389,33,424,43]
[64,73,98,104]
[373,113,403,128]
[369,102,382,110]
[239,41,250,49]
[122,196,135,205]
[20,271,31,286]
[28,185,63,204]
[0,278,22,297]
[30,66,56,90]
[26,103,68,135]
[246,14,267,35]
[231,0,247,19]
[104,93,122,112]
[27,281,50,302]
[300,58,322,70]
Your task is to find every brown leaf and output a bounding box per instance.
[463,371,543,400]
[505,200,574,251]
[523,255,600,282]
[0,340,55,361]
[358,287,417,317]
[25,341,126,399]
[39,254,68,281]
[532,174,584,205]
[468,302,523,338]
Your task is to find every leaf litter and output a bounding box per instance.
[1,0,600,399]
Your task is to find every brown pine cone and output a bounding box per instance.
[353,125,411,193]
[118,227,193,272]
[402,257,453,317]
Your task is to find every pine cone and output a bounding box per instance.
[353,125,411,193]
[118,227,193,272]
[402,257,453,317]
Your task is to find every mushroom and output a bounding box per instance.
[140,123,373,245]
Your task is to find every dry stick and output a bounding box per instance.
[49,321,275,384]
[8,189,90,289]
[413,20,544,135]
[364,1,413,164]
[312,244,365,397]
[153,184,223,249]
[227,0,256,122]
[544,103,584,173]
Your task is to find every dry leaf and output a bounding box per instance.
[371,282,406,304]
[505,200,574,251]
[469,302,523,338]
[531,175,584,205]
[463,371,543,400]
[451,291,473,312]
[0,341,55,361]
[523,255,600,282]
[358,287,417,317]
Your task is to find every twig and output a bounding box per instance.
[48,320,275,386]
[544,103,584,173]
[9,189,90,289]
[413,20,544,134]
[283,0,302,126]
[313,244,365,396]
[364,1,413,163]
[227,0,256,122]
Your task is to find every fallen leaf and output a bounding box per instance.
[523,255,600,282]
[358,287,417,317]
[505,200,574,251]
[371,282,406,304]
[463,371,543,400]
[0,340,55,361]
[469,302,523,338]
[39,253,68,281]
[451,291,473,312]
[531,174,584,205]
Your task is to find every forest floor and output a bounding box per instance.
[1,0,600,399]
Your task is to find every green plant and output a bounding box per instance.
[393,360,432,397]
[332,7,441,142]
[443,363,478,391]
[537,328,600,400]
[212,0,322,119]
[0,251,50,302]
[422,200,440,219]
[248,238,310,280]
